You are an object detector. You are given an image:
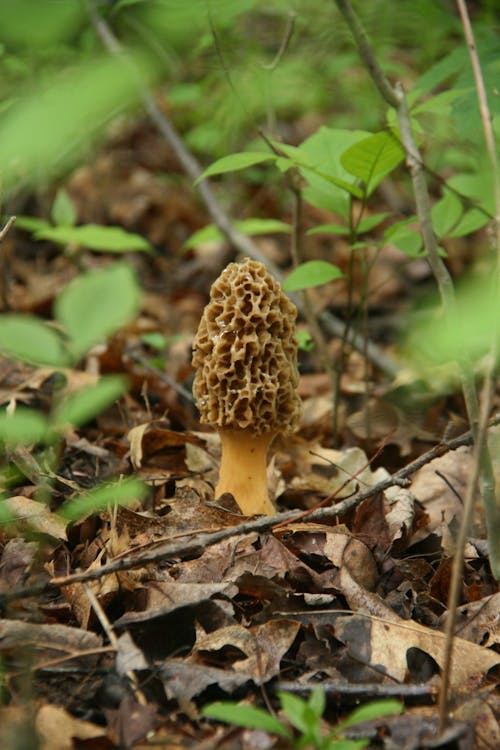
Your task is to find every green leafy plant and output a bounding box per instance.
[0,262,145,520]
[15,188,152,257]
[203,690,403,749]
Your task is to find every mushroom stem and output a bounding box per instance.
[216,429,277,515]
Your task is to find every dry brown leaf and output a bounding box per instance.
[160,659,249,702]
[290,444,393,499]
[4,496,67,540]
[409,446,485,542]
[0,619,102,669]
[191,619,300,683]
[35,704,105,750]
[447,592,500,647]
[274,523,378,591]
[61,549,119,629]
[335,613,500,689]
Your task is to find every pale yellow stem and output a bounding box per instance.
[216,429,276,515]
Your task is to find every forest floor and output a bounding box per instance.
[0,115,499,750]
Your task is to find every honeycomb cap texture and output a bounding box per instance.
[192,258,302,435]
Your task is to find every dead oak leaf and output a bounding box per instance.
[191,619,300,684]
[159,659,249,702]
[336,613,500,689]
[35,704,105,750]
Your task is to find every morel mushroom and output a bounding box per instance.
[192,258,302,515]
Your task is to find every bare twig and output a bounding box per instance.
[85,1,399,379]
[0,215,16,242]
[437,1,500,730]
[275,680,436,700]
[1,417,498,609]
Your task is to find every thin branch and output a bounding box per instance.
[85,1,399,379]
[1,417,498,609]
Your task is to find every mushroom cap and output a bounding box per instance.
[192,258,302,436]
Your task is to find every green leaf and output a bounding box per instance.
[447,208,490,237]
[195,152,276,184]
[0,53,155,190]
[341,131,404,195]
[385,222,423,257]
[54,263,141,359]
[14,215,50,233]
[52,376,128,430]
[279,692,319,739]
[357,212,391,234]
[431,191,463,238]
[307,223,349,236]
[0,314,68,366]
[35,224,152,253]
[308,686,326,718]
[202,702,290,738]
[296,329,315,351]
[283,260,344,292]
[298,127,370,219]
[59,478,148,521]
[51,188,77,227]
[406,272,500,367]
[0,408,49,446]
[0,499,16,526]
[339,700,403,730]
[183,218,291,249]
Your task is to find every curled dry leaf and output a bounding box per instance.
[444,592,500,647]
[190,619,300,684]
[35,704,105,750]
[409,446,484,543]
[0,619,102,668]
[160,660,249,702]
[274,522,378,591]
[4,496,68,541]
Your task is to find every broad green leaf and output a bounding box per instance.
[183,218,291,249]
[14,216,50,233]
[385,220,423,257]
[279,692,318,738]
[52,376,128,430]
[283,260,344,292]
[307,223,349,236]
[0,314,68,366]
[51,188,77,227]
[357,212,391,234]
[431,191,463,238]
[0,408,49,446]
[59,478,148,521]
[412,88,469,117]
[387,228,423,257]
[406,273,499,367]
[0,54,155,190]
[195,152,276,183]
[54,263,141,358]
[341,131,404,195]
[339,700,403,730]
[448,208,490,237]
[447,172,495,215]
[308,686,326,718]
[202,702,290,737]
[298,127,370,219]
[35,224,152,253]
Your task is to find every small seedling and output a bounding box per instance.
[203,689,403,749]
